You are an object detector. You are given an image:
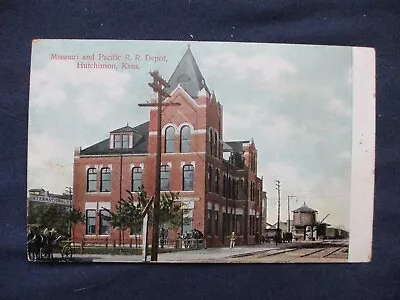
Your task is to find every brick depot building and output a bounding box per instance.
[73,46,263,247]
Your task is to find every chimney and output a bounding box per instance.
[74,147,81,158]
[197,88,209,105]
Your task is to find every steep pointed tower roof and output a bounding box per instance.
[165,45,210,99]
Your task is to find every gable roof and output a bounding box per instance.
[110,125,135,134]
[164,46,210,99]
[80,121,149,155]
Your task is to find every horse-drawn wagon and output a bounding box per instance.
[27,225,73,261]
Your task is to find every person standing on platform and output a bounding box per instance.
[230,232,236,249]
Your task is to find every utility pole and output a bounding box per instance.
[138,70,180,262]
[65,186,73,238]
[287,195,296,233]
[276,180,281,242]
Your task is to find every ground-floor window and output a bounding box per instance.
[99,209,111,235]
[236,215,243,236]
[227,213,231,234]
[222,213,226,237]
[214,210,219,236]
[255,217,259,235]
[86,209,96,235]
[249,215,254,236]
[182,209,193,234]
[206,210,212,236]
[231,214,235,233]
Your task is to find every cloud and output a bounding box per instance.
[202,52,297,86]
[28,133,73,194]
[30,60,131,123]
[328,98,352,117]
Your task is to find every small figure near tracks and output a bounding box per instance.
[230,232,236,249]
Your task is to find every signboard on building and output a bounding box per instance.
[28,195,71,206]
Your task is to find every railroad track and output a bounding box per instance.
[225,245,348,263]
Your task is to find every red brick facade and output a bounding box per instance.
[72,47,263,247]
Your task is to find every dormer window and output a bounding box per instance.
[114,134,129,149]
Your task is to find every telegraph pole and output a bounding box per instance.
[138,70,180,261]
[276,180,281,241]
[65,186,73,238]
[287,195,296,233]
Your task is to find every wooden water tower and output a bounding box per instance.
[292,202,318,240]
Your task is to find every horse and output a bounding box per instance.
[27,229,43,261]
[41,234,64,259]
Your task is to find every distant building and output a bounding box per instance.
[325,227,349,240]
[27,188,72,214]
[268,221,294,233]
[72,46,263,247]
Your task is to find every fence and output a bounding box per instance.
[76,237,205,254]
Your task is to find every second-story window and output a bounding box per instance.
[215,169,219,194]
[182,164,194,191]
[228,177,232,198]
[131,167,143,192]
[165,126,175,153]
[100,167,111,192]
[209,129,213,155]
[207,166,213,192]
[232,179,236,199]
[160,165,170,191]
[214,132,218,157]
[223,174,227,197]
[87,168,97,192]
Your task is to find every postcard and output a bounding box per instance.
[27,39,375,263]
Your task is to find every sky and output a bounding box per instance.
[28,40,353,230]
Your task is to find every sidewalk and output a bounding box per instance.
[58,240,345,263]
[67,244,281,263]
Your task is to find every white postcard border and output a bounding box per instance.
[348,47,376,262]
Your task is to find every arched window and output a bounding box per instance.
[207,166,213,192]
[86,168,97,192]
[165,126,175,153]
[131,167,143,192]
[160,165,170,191]
[214,132,218,157]
[182,164,194,191]
[180,126,191,153]
[100,167,111,192]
